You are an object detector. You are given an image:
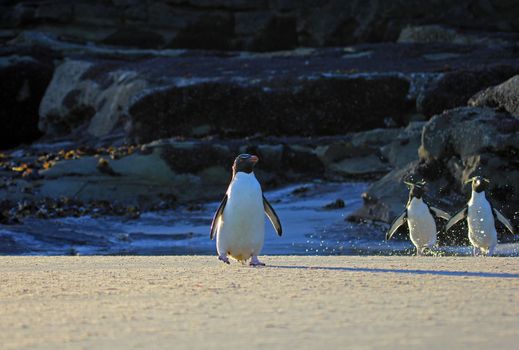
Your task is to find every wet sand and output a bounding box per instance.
[1,256,518,350]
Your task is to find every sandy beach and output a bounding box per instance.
[1,256,518,350]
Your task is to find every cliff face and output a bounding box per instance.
[2,0,519,51]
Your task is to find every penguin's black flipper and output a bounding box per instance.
[210,195,228,240]
[386,210,407,241]
[493,208,515,235]
[445,207,468,232]
[263,195,282,236]
[429,207,451,221]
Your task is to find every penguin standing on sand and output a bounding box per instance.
[386,181,451,255]
[210,154,282,266]
[445,176,515,256]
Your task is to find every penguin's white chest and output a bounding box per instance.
[467,192,497,250]
[216,173,265,261]
[406,198,437,248]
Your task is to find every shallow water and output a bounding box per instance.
[1,181,518,256]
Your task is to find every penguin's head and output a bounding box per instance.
[232,153,259,176]
[466,176,489,193]
[404,180,426,199]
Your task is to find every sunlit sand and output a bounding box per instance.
[1,256,518,349]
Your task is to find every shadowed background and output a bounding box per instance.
[0,0,518,254]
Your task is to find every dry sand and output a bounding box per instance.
[1,256,518,350]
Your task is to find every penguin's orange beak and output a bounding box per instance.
[250,155,259,163]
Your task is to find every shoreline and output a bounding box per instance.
[1,256,518,349]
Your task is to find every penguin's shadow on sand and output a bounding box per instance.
[269,265,519,279]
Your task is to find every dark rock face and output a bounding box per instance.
[469,75,519,117]
[129,77,411,143]
[417,66,519,117]
[2,0,519,51]
[0,47,55,149]
[351,107,519,235]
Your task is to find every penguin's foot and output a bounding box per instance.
[479,247,493,257]
[420,247,435,256]
[415,246,437,256]
[250,256,265,267]
[218,255,230,264]
[473,247,481,257]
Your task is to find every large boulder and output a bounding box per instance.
[351,107,519,235]
[0,46,55,149]
[419,108,517,163]
[469,75,519,117]
[37,53,413,144]
[128,76,411,143]
[417,66,519,117]
[38,59,148,141]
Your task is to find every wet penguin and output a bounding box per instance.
[386,181,451,255]
[210,154,282,266]
[445,176,515,256]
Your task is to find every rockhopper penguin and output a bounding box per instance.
[445,176,515,256]
[386,181,451,255]
[210,154,282,266]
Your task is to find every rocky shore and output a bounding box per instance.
[0,2,518,239]
[0,127,419,223]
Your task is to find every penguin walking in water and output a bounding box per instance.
[386,181,451,255]
[445,176,515,256]
[210,154,282,266]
